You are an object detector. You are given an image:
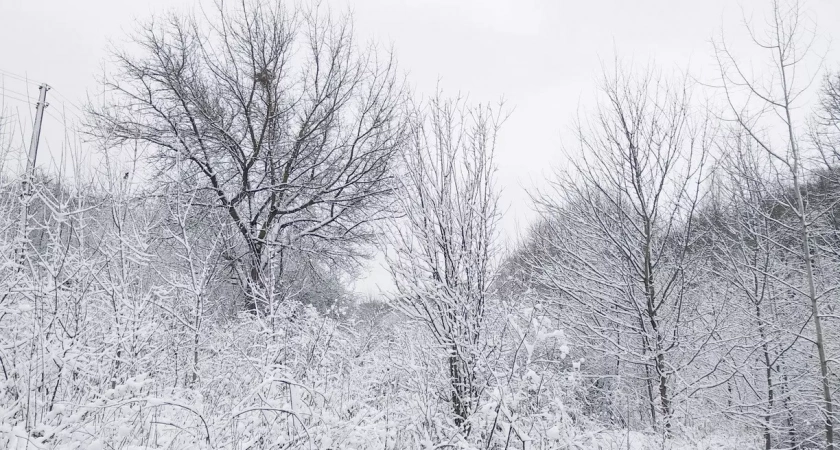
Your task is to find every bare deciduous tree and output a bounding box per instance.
[91,0,406,312]
[387,94,503,432]
[709,130,808,449]
[529,66,713,435]
[714,1,835,447]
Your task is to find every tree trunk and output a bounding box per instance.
[448,351,473,433]
[791,167,834,450]
[244,253,265,314]
[756,303,774,450]
[781,39,834,446]
[644,361,658,427]
[643,222,671,434]
[781,371,798,450]
[655,345,671,433]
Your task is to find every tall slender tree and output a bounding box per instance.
[387,94,503,432]
[715,1,835,447]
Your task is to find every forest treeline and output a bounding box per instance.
[2,0,840,448]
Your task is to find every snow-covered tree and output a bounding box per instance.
[386,93,503,433]
[528,66,715,435]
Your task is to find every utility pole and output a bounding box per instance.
[16,83,49,267]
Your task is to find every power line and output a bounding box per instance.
[0,68,86,117]
[44,109,84,131]
[0,92,36,124]
[54,107,84,125]
[1,87,35,101]
[41,97,84,122]
[0,68,42,86]
[0,68,88,134]
[50,100,86,126]
[45,110,65,124]
[3,97,84,139]
[50,88,86,115]
[0,92,35,106]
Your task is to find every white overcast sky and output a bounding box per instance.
[2,0,839,293]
